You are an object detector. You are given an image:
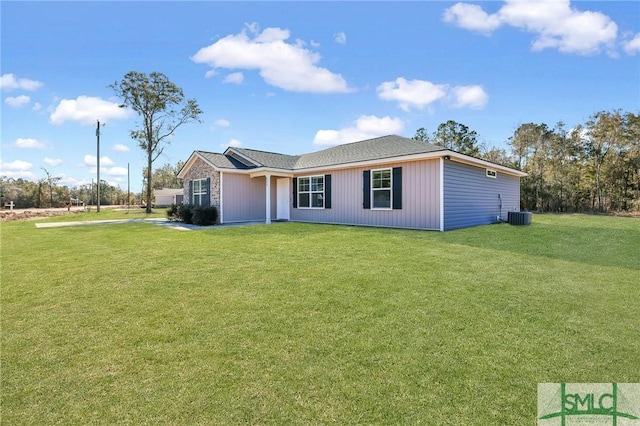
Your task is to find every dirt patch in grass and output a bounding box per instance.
[0,206,139,222]
[0,208,83,222]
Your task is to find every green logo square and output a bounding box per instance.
[538,383,640,425]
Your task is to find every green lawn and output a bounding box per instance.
[1,212,638,424]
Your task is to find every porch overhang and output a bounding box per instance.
[249,168,294,179]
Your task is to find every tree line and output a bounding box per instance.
[0,162,185,210]
[0,176,131,209]
[414,110,639,213]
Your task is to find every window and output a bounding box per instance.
[372,169,392,209]
[192,178,207,206]
[298,175,324,208]
[486,169,497,179]
[363,168,402,210]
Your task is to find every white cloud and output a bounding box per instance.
[84,154,114,167]
[106,167,128,176]
[213,118,230,127]
[443,0,618,55]
[0,160,35,179]
[191,24,352,93]
[313,115,405,146]
[14,138,46,149]
[113,144,130,152]
[223,72,244,84]
[377,77,488,111]
[1,159,32,171]
[32,102,42,111]
[43,157,63,167]
[0,73,43,91]
[623,33,640,55]
[377,77,448,111]
[221,138,243,148]
[5,95,31,108]
[334,31,347,45]
[443,3,501,34]
[450,85,489,109]
[50,96,133,125]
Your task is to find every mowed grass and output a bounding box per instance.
[1,213,638,424]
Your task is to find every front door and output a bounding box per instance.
[276,178,290,221]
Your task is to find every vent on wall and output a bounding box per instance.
[508,211,532,225]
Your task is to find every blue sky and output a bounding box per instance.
[1,1,639,192]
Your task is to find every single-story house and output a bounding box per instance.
[177,135,526,231]
[153,188,184,207]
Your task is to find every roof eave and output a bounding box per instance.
[446,151,528,177]
[180,147,526,178]
[248,167,294,178]
[291,150,445,173]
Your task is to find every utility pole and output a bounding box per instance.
[96,120,103,212]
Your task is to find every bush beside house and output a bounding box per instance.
[167,204,218,226]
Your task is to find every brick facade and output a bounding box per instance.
[181,158,220,208]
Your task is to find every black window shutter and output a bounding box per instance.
[204,177,211,206]
[363,170,371,209]
[188,180,193,204]
[392,167,402,209]
[324,174,331,209]
[292,178,298,208]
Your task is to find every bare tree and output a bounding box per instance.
[110,71,202,213]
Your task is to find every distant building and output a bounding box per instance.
[153,188,184,207]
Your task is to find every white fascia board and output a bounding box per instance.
[249,168,294,178]
[446,151,528,177]
[291,151,447,174]
[293,150,526,177]
[183,149,526,179]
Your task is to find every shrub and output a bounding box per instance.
[166,204,179,220]
[192,206,218,226]
[177,204,194,224]
[168,204,218,225]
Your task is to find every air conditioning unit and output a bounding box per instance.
[508,211,532,226]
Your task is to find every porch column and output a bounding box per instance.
[265,174,271,224]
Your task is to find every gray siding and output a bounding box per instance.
[290,159,441,230]
[222,173,266,222]
[443,160,520,230]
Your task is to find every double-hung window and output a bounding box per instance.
[192,178,207,206]
[298,175,324,208]
[363,167,401,210]
[371,169,392,209]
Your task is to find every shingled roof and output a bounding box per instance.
[293,135,445,169]
[195,151,254,169]
[206,135,445,171]
[181,134,525,178]
[232,148,300,169]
